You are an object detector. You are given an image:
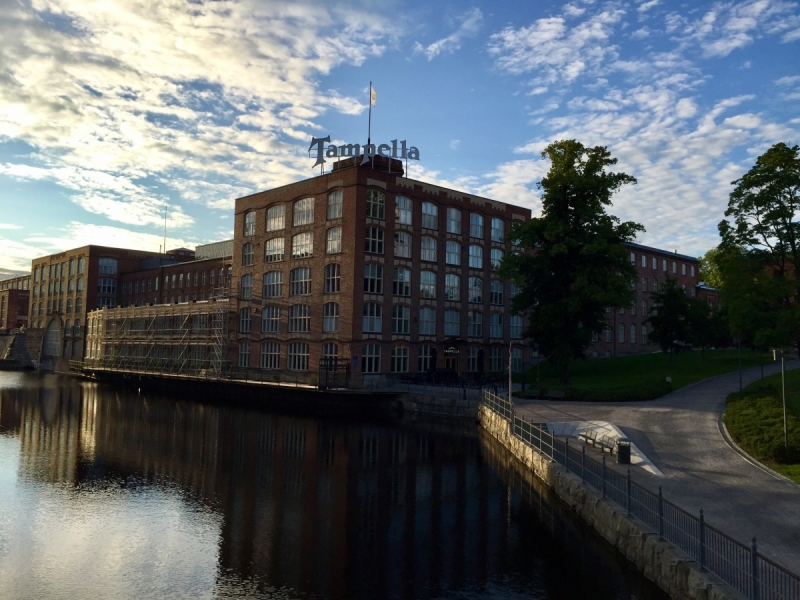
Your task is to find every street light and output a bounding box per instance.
[773,349,788,451]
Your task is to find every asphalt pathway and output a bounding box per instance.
[513,361,800,574]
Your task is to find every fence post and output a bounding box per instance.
[699,509,706,572]
[602,456,606,499]
[751,537,759,600]
[626,469,631,517]
[658,486,664,540]
[581,446,585,483]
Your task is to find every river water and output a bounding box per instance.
[0,372,666,599]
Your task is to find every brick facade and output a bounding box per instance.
[0,275,31,332]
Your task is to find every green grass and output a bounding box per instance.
[515,349,771,402]
[724,369,800,483]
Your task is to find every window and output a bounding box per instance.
[642,277,648,292]
[630,324,636,343]
[262,306,281,333]
[99,258,117,275]
[395,196,412,225]
[490,313,503,338]
[445,274,460,301]
[682,263,686,275]
[421,202,438,229]
[266,204,285,231]
[98,278,116,295]
[419,271,436,298]
[394,231,412,258]
[238,342,250,367]
[642,299,648,315]
[421,236,436,262]
[324,263,341,293]
[244,211,256,236]
[490,348,503,372]
[364,264,383,294]
[68,279,75,293]
[638,254,645,268]
[652,257,657,269]
[362,344,381,373]
[444,309,460,336]
[289,304,311,332]
[393,267,411,296]
[470,214,484,238]
[365,227,384,254]
[662,259,667,271]
[77,258,85,274]
[366,189,385,219]
[391,346,409,372]
[293,198,315,226]
[491,218,504,242]
[241,274,253,300]
[290,268,312,295]
[447,207,462,234]
[490,280,504,305]
[672,261,677,274]
[419,345,435,371]
[631,301,636,316]
[68,259,75,276]
[322,343,338,360]
[419,307,435,335]
[179,273,184,288]
[392,304,410,334]
[323,302,339,332]
[511,348,522,373]
[239,307,251,333]
[618,323,625,343]
[263,238,284,263]
[691,265,696,277]
[510,315,523,339]
[468,277,483,303]
[467,347,481,372]
[263,271,283,297]
[630,252,636,264]
[468,245,483,269]
[363,303,382,333]
[242,243,254,266]
[66,299,73,314]
[324,227,341,254]
[605,329,611,343]
[260,342,280,369]
[468,311,482,337]
[287,342,309,371]
[292,232,313,258]
[642,325,648,343]
[490,248,503,271]
[445,240,461,265]
[327,190,343,219]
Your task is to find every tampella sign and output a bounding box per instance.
[309,136,420,168]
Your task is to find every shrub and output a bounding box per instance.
[725,388,800,464]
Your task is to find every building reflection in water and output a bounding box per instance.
[0,373,665,600]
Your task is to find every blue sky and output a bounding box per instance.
[0,0,798,276]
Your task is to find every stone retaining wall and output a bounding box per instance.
[479,404,746,600]
[400,393,478,418]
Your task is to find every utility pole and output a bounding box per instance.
[773,350,788,450]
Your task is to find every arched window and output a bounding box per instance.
[364,264,383,294]
[421,202,438,229]
[445,274,460,301]
[363,303,382,333]
[395,196,412,224]
[242,243,254,266]
[445,241,460,265]
[419,307,436,335]
[290,268,312,295]
[491,218,504,242]
[263,271,283,298]
[292,232,313,258]
[470,213,484,238]
[327,190,343,219]
[260,342,280,369]
[266,204,285,231]
[77,277,83,292]
[444,309,460,336]
[244,211,256,236]
[264,238,284,262]
[261,306,281,333]
[287,342,309,371]
[239,307,251,333]
[421,236,436,262]
[490,280,504,305]
[293,198,315,226]
[468,277,483,303]
[418,345,436,371]
[66,299,73,314]
[241,274,253,300]
[393,267,410,297]
[77,258,85,274]
[510,315,523,339]
[447,208,462,234]
[238,342,250,367]
[362,344,381,373]
[365,227,384,254]
[419,271,436,298]
[392,305,410,334]
[511,347,523,372]
[324,263,341,293]
[490,313,503,338]
[366,189,385,219]
[394,231,412,258]
[323,302,339,332]
[69,259,76,275]
[490,248,504,271]
[322,343,338,360]
[468,245,483,269]
[326,227,342,254]
[391,346,409,372]
[289,304,310,332]
[467,311,482,337]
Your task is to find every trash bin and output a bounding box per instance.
[616,438,631,465]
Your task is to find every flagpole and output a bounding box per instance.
[367,81,372,147]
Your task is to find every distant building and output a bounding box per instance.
[0,275,31,332]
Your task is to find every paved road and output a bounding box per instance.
[513,361,800,575]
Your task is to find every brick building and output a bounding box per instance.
[0,275,31,332]
[230,155,533,378]
[119,256,232,308]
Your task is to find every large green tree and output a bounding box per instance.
[698,247,724,288]
[499,140,644,384]
[717,142,800,356]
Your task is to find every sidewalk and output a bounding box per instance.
[513,361,800,575]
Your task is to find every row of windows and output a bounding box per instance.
[243,191,511,241]
[0,278,29,291]
[631,253,696,277]
[32,298,84,316]
[243,266,334,299]
[122,268,228,296]
[236,341,524,373]
[33,258,88,282]
[32,277,86,298]
[242,229,342,265]
[364,228,506,268]
[365,266,513,303]
[594,324,651,345]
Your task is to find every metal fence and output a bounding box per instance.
[481,389,800,600]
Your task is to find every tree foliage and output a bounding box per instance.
[717,142,800,353]
[499,140,644,384]
[698,247,724,288]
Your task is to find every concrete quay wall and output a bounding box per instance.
[399,393,478,418]
[478,404,745,600]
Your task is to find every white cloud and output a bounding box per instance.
[0,224,24,230]
[450,139,461,150]
[631,27,651,39]
[638,0,661,13]
[413,8,483,61]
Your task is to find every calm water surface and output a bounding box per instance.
[0,372,666,599]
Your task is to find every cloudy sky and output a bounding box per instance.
[0,0,798,276]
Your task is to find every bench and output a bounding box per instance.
[577,429,616,454]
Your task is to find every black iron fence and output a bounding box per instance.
[481,389,800,600]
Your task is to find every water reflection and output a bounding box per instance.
[0,372,665,599]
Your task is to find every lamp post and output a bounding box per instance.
[773,349,788,450]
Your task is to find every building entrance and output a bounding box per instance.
[444,347,458,372]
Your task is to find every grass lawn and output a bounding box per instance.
[724,369,800,483]
[516,349,772,402]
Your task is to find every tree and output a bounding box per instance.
[499,140,644,384]
[717,142,800,356]
[646,278,692,353]
[698,247,724,288]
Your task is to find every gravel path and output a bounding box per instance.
[513,361,800,574]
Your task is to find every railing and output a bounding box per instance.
[481,389,800,600]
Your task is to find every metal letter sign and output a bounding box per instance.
[309,137,420,169]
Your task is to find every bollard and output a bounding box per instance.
[751,537,759,600]
[602,456,606,499]
[626,469,631,517]
[658,486,664,540]
[699,509,706,572]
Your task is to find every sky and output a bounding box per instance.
[0,0,798,277]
